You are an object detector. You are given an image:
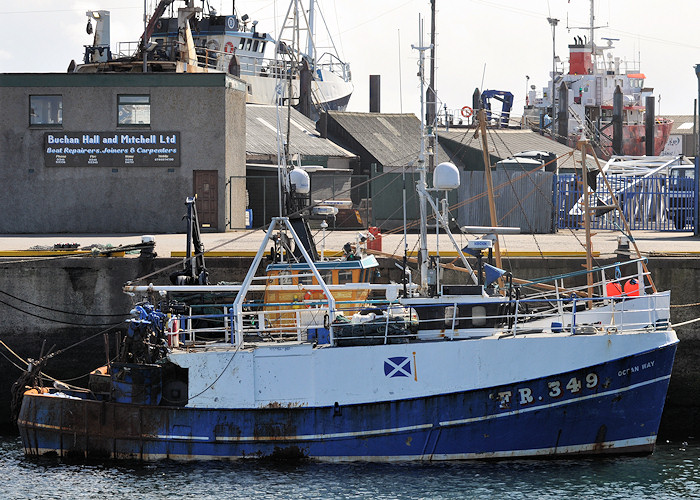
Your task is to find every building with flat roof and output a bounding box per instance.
[0,72,247,233]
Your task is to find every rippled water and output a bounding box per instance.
[1,437,699,499]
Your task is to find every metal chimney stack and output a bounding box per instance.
[369,75,381,113]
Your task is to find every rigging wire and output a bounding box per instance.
[0,298,125,327]
[0,288,130,318]
[187,343,241,401]
[130,149,426,284]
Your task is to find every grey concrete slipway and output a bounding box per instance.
[0,229,699,258]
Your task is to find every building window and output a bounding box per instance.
[30,95,62,126]
[118,95,150,126]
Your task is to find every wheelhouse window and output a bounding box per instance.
[30,95,62,126]
[118,95,150,126]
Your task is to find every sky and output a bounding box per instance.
[2,0,699,119]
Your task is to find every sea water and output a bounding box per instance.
[1,436,698,499]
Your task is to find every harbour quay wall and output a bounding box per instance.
[0,255,697,439]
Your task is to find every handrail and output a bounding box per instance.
[167,289,670,349]
[523,258,648,286]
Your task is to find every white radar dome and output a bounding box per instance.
[289,168,310,194]
[433,162,460,190]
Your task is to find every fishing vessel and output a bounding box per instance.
[74,0,352,116]
[522,1,672,157]
[17,29,677,462]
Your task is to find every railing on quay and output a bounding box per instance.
[557,174,696,232]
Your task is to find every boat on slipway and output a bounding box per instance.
[75,0,353,116]
[17,30,678,462]
[522,0,672,157]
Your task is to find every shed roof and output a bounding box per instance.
[246,105,355,158]
[663,115,695,135]
[327,111,458,168]
[438,128,582,169]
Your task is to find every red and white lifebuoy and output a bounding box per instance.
[304,290,329,308]
[224,41,235,53]
[461,106,473,118]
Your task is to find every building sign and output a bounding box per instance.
[44,132,180,167]
[660,134,682,156]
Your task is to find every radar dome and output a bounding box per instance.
[289,168,310,194]
[433,162,460,190]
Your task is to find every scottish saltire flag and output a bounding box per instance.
[384,357,411,377]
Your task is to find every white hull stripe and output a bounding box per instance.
[177,423,433,442]
[439,374,671,427]
[27,436,656,462]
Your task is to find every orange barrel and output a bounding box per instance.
[606,282,623,297]
[367,226,382,251]
[624,279,640,297]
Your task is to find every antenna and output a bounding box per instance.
[411,16,432,291]
[398,29,403,115]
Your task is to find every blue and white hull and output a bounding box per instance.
[19,331,677,461]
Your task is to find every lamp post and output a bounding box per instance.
[525,75,530,106]
[547,17,559,140]
[695,64,700,236]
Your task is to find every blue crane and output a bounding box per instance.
[481,90,514,128]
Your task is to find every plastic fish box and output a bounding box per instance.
[307,328,330,344]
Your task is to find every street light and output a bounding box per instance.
[547,17,559,140]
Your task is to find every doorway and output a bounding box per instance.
[193,170,218,230]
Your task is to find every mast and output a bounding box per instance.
[412,18,431,291]
[307,0,315,65]
[579,140,594,307]
[476,108,503,271]
[589,0,595,73]
[427,0,436,171]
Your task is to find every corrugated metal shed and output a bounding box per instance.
[661,115,696,156]
[246,104,356,159]
[458,170,556,234]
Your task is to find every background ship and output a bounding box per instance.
[74,0,353,118]
[522,2,672,157]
